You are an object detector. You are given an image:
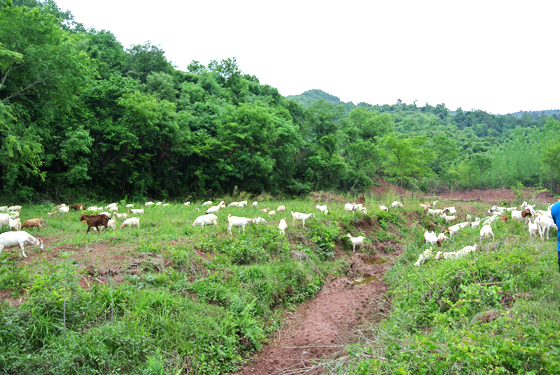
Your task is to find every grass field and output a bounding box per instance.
[0,195,558,374]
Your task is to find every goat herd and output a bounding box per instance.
[0,199,557,262]
[414,200,558,267]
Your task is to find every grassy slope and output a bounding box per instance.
[0,196,404,374]
[1,198,557,374]
[334,201,560,374]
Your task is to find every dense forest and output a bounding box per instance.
[1,0,559,202]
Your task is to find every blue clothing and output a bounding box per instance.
[552,202,560,253]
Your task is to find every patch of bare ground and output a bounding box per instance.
[236,249,396,375]
[434,188,557,204]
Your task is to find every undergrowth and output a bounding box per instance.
[333,201,560,374]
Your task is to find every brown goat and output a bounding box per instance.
[80,214,110,234]
[500,215,508,222]
[21,218,48,230]
[520,209,532,218]
[71,204,86,211]
[428,221,435,230]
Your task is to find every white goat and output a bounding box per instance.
[316,204,328,214]
[120,217,140,229]
[391,201,404,208]
[535,215,555,241]
[0,206,7,212]
[129,208,144,215]
[7,206,21,212]
[9,217,21,231]
[0,231,43,257]
[252,201,258,208]
[379,205,389,212]
[277,205,286,212]
[526,217,539,239]
[192,214,218,227]
[444,215,457,224]
[346,233,365,252]
[227,215,256,234]
[443,207,456,215]
[279,219,287,235]
[126,204,134,208]
[415,247,433,267]
[291,212,315,227]
[424,231,440,246]
[145,202,155,207]
[59,206,69,214]
[479,225,494,242]
[254,217,267,225]
[202,201,212,206]
[113,212,128,220]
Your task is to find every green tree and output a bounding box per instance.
[469,153,492,188]
[379,133,434,190]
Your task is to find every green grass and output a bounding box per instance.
[331,202,560,374]
[3,197,556,374]
[0,197,382,374]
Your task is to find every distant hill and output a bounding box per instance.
[286,89,345,107]
[287,90,559,119]
[507,109,560,118]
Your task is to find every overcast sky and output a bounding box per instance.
[55,0,558,114]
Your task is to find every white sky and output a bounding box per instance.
[55,0,559,114]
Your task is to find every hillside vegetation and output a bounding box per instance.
[1,1,560,203]
[0,195,558,374]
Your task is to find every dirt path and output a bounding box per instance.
[236,251,395,375]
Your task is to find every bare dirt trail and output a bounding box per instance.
[236,250,395,375]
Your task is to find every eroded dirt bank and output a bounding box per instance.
[236,251,395,375]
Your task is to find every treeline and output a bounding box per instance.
[1,1,559,202]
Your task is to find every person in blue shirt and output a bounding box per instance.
[551,201,560,273]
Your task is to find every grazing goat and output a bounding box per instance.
[268,210,276,216]
[424,231,442,246]
[415,247,433,267]
[254,217,267,224]
[526,218,539,239]
[277,205,286,212]
[379,205,389,212]
[21,218,48,230]
[227,215,256,234]
[252,201,258,208]
[192,214,218,227]
[0,231,43,258]
[9,217,21,231]
[8,206,22,212]
[479,225,494,242]
[535,215,555,241]
[80,214,110,234]
[391,201,404,208]
[71,204,86,211]
[129,208,144,215]
[279,219,287,235]
[113,212,128,220]
[202,201,212,206]
[291,212,315,227]
[316,205,328,214]
[443,207,456,215]
[120,217,140,229]
[346,233,365,252]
